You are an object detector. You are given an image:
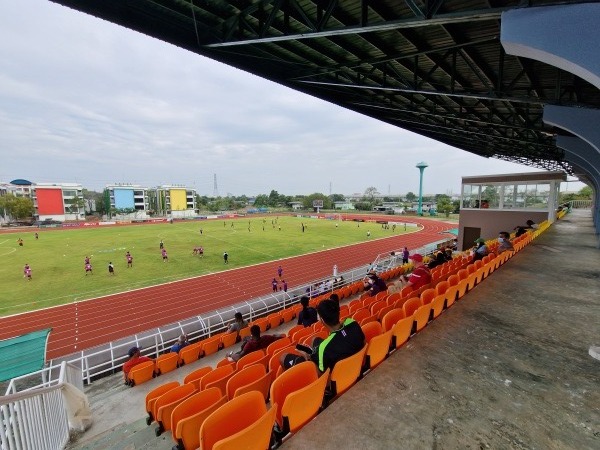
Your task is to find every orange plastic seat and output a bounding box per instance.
[457,269,469,281]
[413,303,432,332]
[220,332,238,349]
[391,317,413,349]
[363,330,393,373]
[236,350,268,371]
[155,353,179,376]
[381,308,405,332]
[402,297,422,318]
[202,391,277,450]
[268,347,298,383]
[446,274,459,287]
[178,343,202,366]
[420,288,436,305]
[434,281,449,296]
[226,364,270,401]
[291,327,314,344]
[361,321,383,344]
[274,369,330,444]
[216,357,236,369]
[445,285,459,308]
[266,337,292,357]
[280,309,295,323]
[201,336,221,357]
[270,361,319,430]
[127,360,155,387]
[457,279,469,299]
[154,383,196,435]
[431,294,446,319]
[250,318,269,333]
[267,313,282,330]
[351,308,370,323]
[386,292,401,306]
[287,325,304,339]
[200,365,235,395]
[171,387,226,450]
[238,327,252,340]
[183,366,212,390]
[328,345,368,399]
[359,314,378,326]
[145,381,179,425]
[400,285,413,299]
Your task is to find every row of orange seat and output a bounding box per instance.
[137,227,546,449]
[125,280,367,387]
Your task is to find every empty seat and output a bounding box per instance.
[287,325,304,339]
[200,365,236,395]
[361,321,383,344]
[280,309,295,323]
[351,308,370,323]
[402,297,422,318]
[202,336,221,357]
[430,294,446,319]
[171,387,225,450]
[201,391,276,450]
[413,303,432,332]
[155,353,179,376]
[183,366,212,390]
[270,361,319,431]
[328,345,368,399]
[226,364,271,401]
[435,281,449,296]
[266,337,292,357]
[220,332,238,350]
[391,317,413,349]
[274,369,330,444]
[291,327,314,344]
[178,342,202,366]
[420,288,436,305]
[145,381,179,425]
[154,383,196,436]
[359,314,378,326]
[238,327,252,340]
[381,308,405,332]
[267,313,282,330]
[363,330,393,373]
[236,350,268,371]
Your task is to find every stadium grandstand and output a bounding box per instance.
[0,1,598,449]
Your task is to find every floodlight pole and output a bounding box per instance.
[416,162,428,216]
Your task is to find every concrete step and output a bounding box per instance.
[66,417,173,450]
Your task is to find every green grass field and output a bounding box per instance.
[1,216,410,315]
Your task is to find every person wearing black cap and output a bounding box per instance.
[123,347,153,383]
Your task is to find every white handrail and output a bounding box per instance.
[0,362,78,450]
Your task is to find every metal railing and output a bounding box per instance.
[0,361,82,450]
[40,237,453,385]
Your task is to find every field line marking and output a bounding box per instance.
[0,247,16,257]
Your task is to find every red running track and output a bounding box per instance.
[0,217,455,359]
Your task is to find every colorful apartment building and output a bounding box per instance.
[33,182,85,222]
[103,184,149,218]
[149,185,197,218]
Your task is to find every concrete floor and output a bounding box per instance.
[68,209,600,450]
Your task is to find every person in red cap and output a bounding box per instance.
[399,253,431,290]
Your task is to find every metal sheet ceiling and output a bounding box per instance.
[51,0,600,175]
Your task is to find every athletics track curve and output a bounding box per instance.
[0,216,455,359]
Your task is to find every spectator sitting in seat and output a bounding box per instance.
[123,347,153,383]
[170,334,190,353]
[227,325,285,362]
[497,231,514,254]
[428,251,447,269]
[226,312,248,336]
[472,238,488,261]
[297,296,318,327]
[398,254,432,290]
[280,299,365,373]
[363,272,387,297]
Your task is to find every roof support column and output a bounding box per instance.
[555,135,600,246]
[501,3,600,90]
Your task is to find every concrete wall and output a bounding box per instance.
[458,210,548,250]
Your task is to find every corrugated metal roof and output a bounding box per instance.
[51,0,600,174]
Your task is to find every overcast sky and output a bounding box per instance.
[0,1,586,197]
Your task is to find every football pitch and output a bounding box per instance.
[1,215,410,315]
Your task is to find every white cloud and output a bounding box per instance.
[0,0,586,195]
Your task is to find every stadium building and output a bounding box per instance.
[148,185,197,218]
[33,182,85,222]
[103,184,150,219]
